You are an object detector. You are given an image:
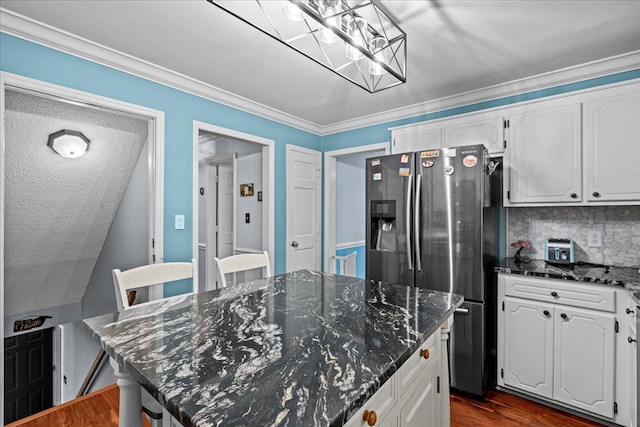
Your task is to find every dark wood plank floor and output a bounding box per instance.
[8,384,606,426]
[451,389,606,427]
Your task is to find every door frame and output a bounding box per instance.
[323,142,389,274]
[192,121,275,277]
[0,71,165,410]
[286,144,322,272]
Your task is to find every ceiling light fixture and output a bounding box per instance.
[47,129,90,159]
[207,0,407,93]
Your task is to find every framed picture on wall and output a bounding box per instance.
[240,183,254,197]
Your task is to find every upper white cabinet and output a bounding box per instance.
[504,82,640,206]
[583,88,640,202]
[391,112,505,155]
[505,103,582,204]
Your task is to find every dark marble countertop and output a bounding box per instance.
[495,258,640,305]
[82,270,463,427]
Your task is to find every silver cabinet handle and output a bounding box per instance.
[414,173,422,272]
[406,174,413,271]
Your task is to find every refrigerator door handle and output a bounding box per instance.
[414,173,422,272]
[406,174,413,271]
[455,308,470,314]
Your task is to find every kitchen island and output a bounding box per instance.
[83,269,462,427]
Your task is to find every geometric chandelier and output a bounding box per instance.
[207,0,407,93]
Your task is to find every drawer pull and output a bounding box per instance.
[593,191,601,198]
[629,337,637,344]
[570,193,578,199]
[543,310,550,317]
[363,410,377,426]
[420,349,430,360]
[627,308,635,315]
[560,313,568,320]
[551,291,558,297]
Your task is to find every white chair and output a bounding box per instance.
[214,251,271,288]
[112,258,198,426]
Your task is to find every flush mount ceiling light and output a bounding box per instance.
[207,0,407,93]
[47,129,90,159]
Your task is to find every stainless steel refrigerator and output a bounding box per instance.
[366,144,502,396]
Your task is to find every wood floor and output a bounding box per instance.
[451,389,606,427]
[8,385,606,427]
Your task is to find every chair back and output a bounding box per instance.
[112,259,198,310]
[214,251,271,288]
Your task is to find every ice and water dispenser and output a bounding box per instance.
[370,200,397,252]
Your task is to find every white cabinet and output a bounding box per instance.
[498,274,624,423]
[391,112,504,155]
[583,89,640,202]
[504,82,640,206]
[345,318,450,427]
[505,103,582,204]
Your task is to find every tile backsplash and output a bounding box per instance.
[507,206,640,267]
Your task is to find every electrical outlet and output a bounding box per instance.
[587,230,603,248]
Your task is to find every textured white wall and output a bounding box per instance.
[507,206,640,267]
[4,90,147,317]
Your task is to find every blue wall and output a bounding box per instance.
[0,33,321,296]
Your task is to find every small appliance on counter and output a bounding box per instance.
[545,238,575,264]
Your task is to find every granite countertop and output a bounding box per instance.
[495,258,640,305]
[82,269,463,427]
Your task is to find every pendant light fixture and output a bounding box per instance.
[208,0,406,93]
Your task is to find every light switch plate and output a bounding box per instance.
[175,214,185,230]
[587,230,603,248]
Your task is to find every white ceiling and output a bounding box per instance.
[4,89,148,316]
[1,1,639,130]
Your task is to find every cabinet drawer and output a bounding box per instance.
[344,376,397,427]
[503,275,615,312]
[397,331,438,397]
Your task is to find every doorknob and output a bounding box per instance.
[291,241,299,248]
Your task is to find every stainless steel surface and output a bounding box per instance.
[450,301,485,396]
[366,153,414,286]
[406,174,413,271]
[414,173,422,272]
[366,145,501,396]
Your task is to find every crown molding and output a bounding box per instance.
[0,8,323,135]
[321,51,640,136]
[2,8,638,138]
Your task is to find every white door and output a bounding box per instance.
[398,364,437,427]
[553,305,615,418]
[216,161,235,287]
[503,297,554,399]
[287,145,321,272]
[583,88,640,202]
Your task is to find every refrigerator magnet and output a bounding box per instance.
[373,172,382,181]
[444,148,457,157]
[423,160,434,168]
[371,159,381,167]
[421,150,439,158]
[399,168,410,177]
[400,154,409,163]
[444,165,455,175]
[463,155,478,167]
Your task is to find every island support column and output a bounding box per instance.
[440,315,453,427]
[110,357,143,427]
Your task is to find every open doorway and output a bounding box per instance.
[193,122,274,290]
[324,143,389,278]
[0,72,165,421]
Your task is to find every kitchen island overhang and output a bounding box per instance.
[83,269,463,426]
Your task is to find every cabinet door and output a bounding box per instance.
[506,103,582,204]
[398,363,437,427]
[392,126,442,154]
[583,89,640,202]
[444,116,505,154]
[503,297,554,398]
[629,321,638,427]
[553,306,615,419]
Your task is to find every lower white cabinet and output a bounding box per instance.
[498,274,635,425]
[345,318,451,427]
